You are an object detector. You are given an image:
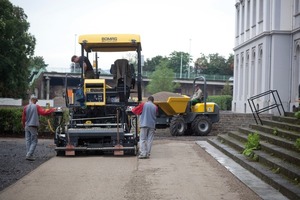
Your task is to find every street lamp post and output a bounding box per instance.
[188,38,191,79]
[180,53,183,79]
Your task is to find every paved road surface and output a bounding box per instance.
[0,139,265,200]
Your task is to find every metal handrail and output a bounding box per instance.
[46,67,233,82]
[247,90,285,125]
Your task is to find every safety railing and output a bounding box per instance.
[46,67,233,82]
[248,90,285,125]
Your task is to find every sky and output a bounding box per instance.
[9,0,236,71]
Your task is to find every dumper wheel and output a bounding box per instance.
[170,115,186,136]
[191,115,212,136]
[56,150,65,156]
[184,124,193,136]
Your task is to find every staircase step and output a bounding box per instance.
[285,111,299,117]
[227,131,248,143]
[220,132,300,181]
[229,131,300,166]
[208,137,300,200]
[261,119,300,133]
[259,140,300,167]
[272,115,300,125]
[217,133,244,152]
[249,124,300,141]
[239,127,298,152]
[197,141,289,200]
[255,148,300,184]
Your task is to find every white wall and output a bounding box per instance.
[233,0,298,114]
[0,98,22,106]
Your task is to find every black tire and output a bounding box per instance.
[184,124,193,135]
[191,115,212,136]
[170,115,186,136]
[56,150,65,156]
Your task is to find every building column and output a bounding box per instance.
[41,78,44,99]
[45,76,50,100]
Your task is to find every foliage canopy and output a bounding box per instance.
[144,51,233,77]
[0,0,36,98]
[146,60,180,94]
[143,51,233,95]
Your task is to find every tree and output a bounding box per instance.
[143,55,168,72]
[226,53,234,73]
[0,0,36,98]
[168,51,191,74]
[221,81,233,95]
[199,53,233,76]
[29,56,48,71]
[146,61,180,94]
[194,53,208,76]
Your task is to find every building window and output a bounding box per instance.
[245,50,250,98]
[246,0,250,30]
[236,3,240,36]
[240,52,244,100]
[234,54,239,101]
[296,0,300,15]
[259,0,263,22]
[252,0,257,26]
[251,47,256,96]
[258,44,263,94]
[294,41,300,101]
[241,1,245,33]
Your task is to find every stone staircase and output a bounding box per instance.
[208,112,300,200]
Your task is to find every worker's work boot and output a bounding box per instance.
[138,154,147,159]
[25,156,35,161]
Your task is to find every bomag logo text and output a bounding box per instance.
[102,37,117,42]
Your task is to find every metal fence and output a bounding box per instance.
[46,67,233,82]
[142,71,232,81]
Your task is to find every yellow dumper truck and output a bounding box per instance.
[154,76,220,136]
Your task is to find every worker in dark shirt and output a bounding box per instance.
[71,55,96,79]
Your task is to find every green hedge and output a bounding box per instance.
[207,95,232,110]
[0,107,67,136]
[0,107,23,134]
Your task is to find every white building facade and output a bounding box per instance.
[233,0,300,113]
